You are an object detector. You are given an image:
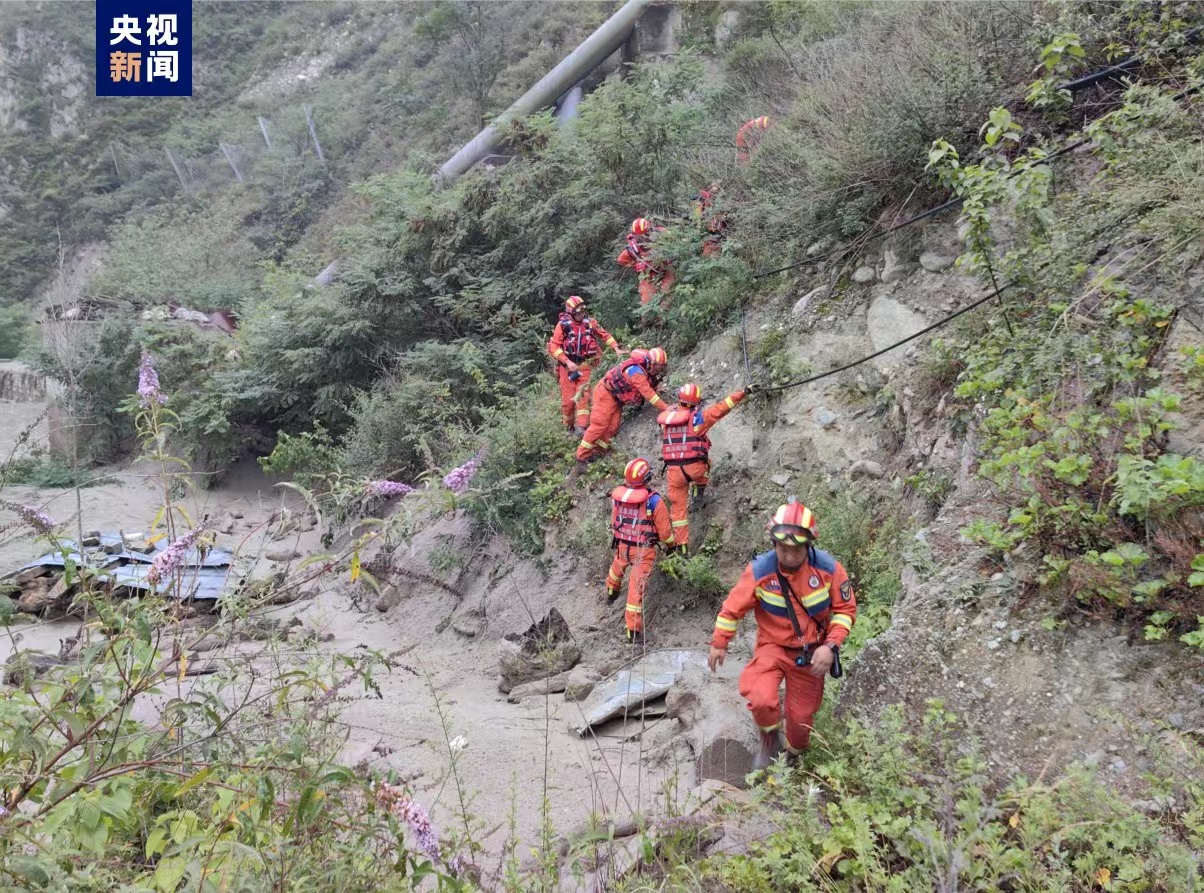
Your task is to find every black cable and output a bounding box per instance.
[754,281,1015,394]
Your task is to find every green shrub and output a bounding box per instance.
[703,704,1202,892]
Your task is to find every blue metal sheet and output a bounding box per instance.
[105,566,233,601]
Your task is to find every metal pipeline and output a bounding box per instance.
[435,0,652,184]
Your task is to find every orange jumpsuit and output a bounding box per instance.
[656,390,746,548]
[711,548,857,752]
[547,313,621,430]
[617,231,675,306]
[735,116,771,166]
[608,485,674,633]
[575,360,666,462]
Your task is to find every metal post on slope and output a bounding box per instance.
[257,116,272,150]
[220,142,244,182]
[303,104,325,163]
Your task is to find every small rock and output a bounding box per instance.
[564,666,598,702]
[993,619,1008,630]
[318,631,335,643]
[507,670,573,702]
[1083,749,1105,769]
[848,460,884,479]
[986,639,1001,651]
[265,550,300,563]
[1009,629,1023,644]
[852,265,876,284]
[769,473,791,487]
[218,519,237,535]
[230,511,244,519]
[11,566,48,586]
[1110,758,1127,773]
[814,407,838,428]
[453,617,483,638]
[1167,712,1186,729]
[880,248,918,283]
[791,286,826,320]
[919,252,956,273]
[374,589,401,613]
[4,651,65,685]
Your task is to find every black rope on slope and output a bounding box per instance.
[752,281,1016,394]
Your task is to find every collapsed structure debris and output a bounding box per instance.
[1,531,241,618]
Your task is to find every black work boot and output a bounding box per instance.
[626,628,646,648]
[606,587,620,604]
[753,730,782,771]
[565,460,587,484]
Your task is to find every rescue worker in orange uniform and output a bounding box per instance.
[608,458,675,645]
[656,382,750,554]
[570,347,668,479]
[547,295,624,435]
[735,115,772,166]
[708,501,857,769]
[617,217,676,306]
[691,182,727,258]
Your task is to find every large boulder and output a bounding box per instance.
[666,663,762,789]
[497,609,581,693]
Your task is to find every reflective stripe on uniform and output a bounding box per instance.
[802,585,830,609]
[725,396,736,409]
[579,440,594,449]
[830,613,854,630]
[671,520,689,527]
[715,617,738,632]
[758,722,781,733]
[755,586,787,609]
[625,603,643,614]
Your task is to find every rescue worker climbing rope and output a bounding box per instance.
[547,295,625,436]
[617,217,676,307]
[708,501,857,769]
[608,458,675,646]
[656,382,750,554]
[735,115,772,166]
[569,347,669,481]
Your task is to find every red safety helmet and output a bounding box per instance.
[565,295,585,313]
[647,346,668,371]
[624,457,653,487]
[767,501,818,545]
[678,383,702,406]
[629,348,651,367]
[631,217,651,236]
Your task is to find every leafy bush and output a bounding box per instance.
[926,55,1204,636]
[0,304,32,359]
[704,704,1202,892]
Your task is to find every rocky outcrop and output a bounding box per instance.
[666,663,762,789]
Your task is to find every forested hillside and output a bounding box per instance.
[0,1,1202,890]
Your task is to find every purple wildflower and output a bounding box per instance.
[137,351,167,407]
[376,782,441,863]
[146,527,203,585]
[442,448,487,494]
[1,502,57,536]
[369,480,414,498]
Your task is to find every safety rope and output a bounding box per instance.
[752,280,1015,395]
